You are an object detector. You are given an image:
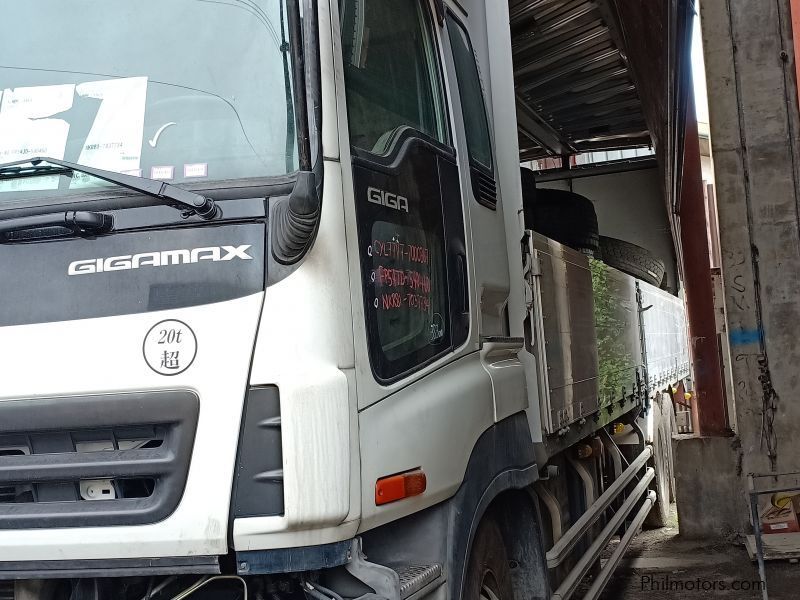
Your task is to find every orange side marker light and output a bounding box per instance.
[375,469,427,506]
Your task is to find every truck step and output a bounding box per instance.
[344,539,442,600]
[397,564,442,599]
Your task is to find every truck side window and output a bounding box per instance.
[340,0,468,382]
[340,0,449,153]
[446,14,497,207]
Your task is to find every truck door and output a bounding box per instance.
[339,0,469,384]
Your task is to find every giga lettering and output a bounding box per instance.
[67,244,253,275]
[367,186,409,213]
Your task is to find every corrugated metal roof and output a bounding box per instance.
[510,0,651,160]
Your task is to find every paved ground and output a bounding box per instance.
[596,504,800,599]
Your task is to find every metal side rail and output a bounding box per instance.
[546,445,652,568]
[550,448,656,600]
[582,491,656,600]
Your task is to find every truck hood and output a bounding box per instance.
[0,221,266,561]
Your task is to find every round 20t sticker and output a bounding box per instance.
[143,320,197,376]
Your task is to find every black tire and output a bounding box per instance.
[645,400,672,528]
[519,167,538,228]
[532,191,600,256]
[520,166,537,205]
[464,515,514,600]
[599,236,666,287]
[663,396,677,503]
[519,171,600,257]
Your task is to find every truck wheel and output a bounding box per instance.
[645,400,672,528]
[664,395,677,503]
[598,236,665,287]
[465,514,515,600]
[520,183,601,257]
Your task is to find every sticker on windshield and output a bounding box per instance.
[71,77,148,188]
[143,319,197,376]
[184,163,208,178]
[0,84,75,192]
[0,77,148,192]
[151,166,174,180]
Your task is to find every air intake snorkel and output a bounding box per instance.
[271,0,323,266]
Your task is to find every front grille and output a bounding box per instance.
[0,391,198,529]
[0,425,165,505]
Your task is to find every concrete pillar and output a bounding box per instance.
[699,0,800,534]
[674,435,742,539]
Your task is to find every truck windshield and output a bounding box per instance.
[0,0,298,203]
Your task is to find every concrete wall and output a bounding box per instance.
[674,435,743,539]
[699,0,800,534]
[538,166,678,290]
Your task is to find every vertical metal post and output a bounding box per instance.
[636,282,651,412]
[678,95,729,436]
[748,474,770,600]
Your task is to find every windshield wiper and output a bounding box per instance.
[0,157,217,219]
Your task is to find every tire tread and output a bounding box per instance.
[599,236,666,287]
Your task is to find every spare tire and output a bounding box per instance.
[519,178,600,257]
[599,236,666,287]
[519,167,538,230]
